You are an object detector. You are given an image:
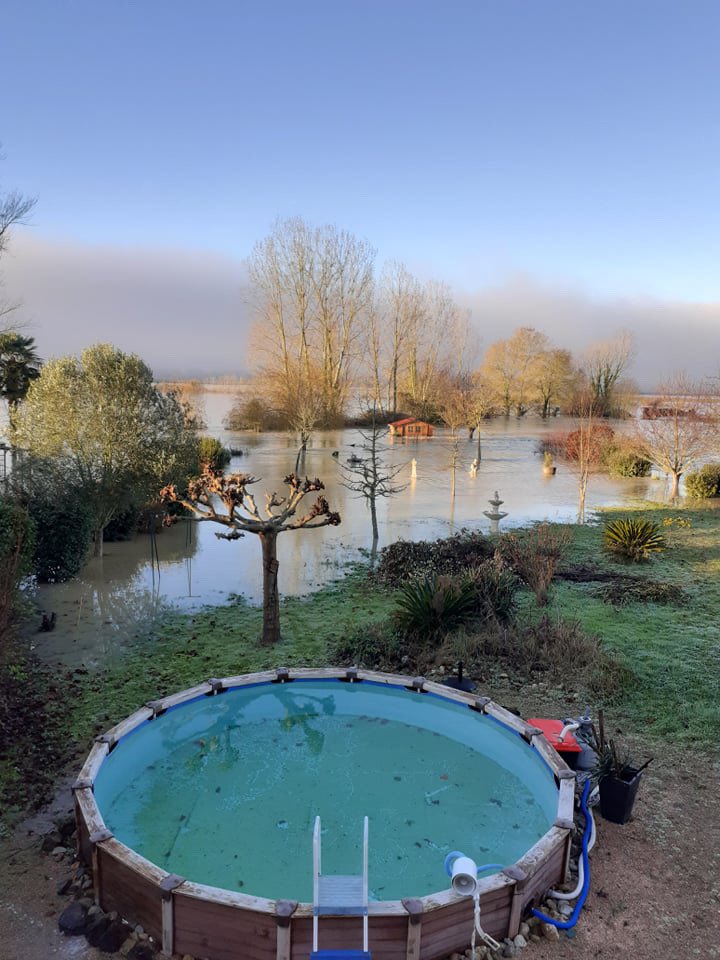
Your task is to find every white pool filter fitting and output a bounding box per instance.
[451,856,479,896]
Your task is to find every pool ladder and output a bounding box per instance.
[311,815,370,960]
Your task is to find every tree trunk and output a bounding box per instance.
[468,426,475,441]
[476,426,482,462]
[93,525,104,557]
[259,530,281,645]
[578,478,587,524]
[370,494,379,545]
[669,471,681,499]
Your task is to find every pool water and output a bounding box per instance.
[94,681,558,901]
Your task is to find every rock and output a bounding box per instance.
[120,938,135,956]
[87,905,103,918]
[542,923,560,941]
[513,934,527,948]
[501,942,516,958]
[85,913,111,947]
[519,922,530,938]
[127,941,156,960]
[544,898,557,912]
[78,897,94,909]
[42,831,63,853]
[96,919,133,953]
[52,845,68,857]
[530,934,541,943]
[58,901,88,935]
[56,813,77,839]
[56,876,74,896]
[558,901,573,917]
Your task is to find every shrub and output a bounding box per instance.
[499,523,571,605]
[225,397,286,432]
[603,518,666,562]
[198,436,231,471]
[0,500,34,638]
[395,574,476,637]
[455,615,629,698]
[328,622,411,672]
[685,464,720,499]
[28,485,94,582]
[375,530,494,587]
[464,557,519,624]
[603,442,652,478]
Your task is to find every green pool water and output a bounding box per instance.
[93,680,558,901]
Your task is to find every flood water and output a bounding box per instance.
[24,389,668,666]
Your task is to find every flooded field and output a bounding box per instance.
[23,390,668,666]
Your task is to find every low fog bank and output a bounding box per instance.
[2,234,718,388]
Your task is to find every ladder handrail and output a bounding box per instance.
[313,815,321,952]
[362,815,369,952]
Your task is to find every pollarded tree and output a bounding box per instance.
[479,327,549,417]
[12,344,199,555]
[161,469,341,644]
[635,373,719,499]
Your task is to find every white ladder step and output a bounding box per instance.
[316,874,367,915]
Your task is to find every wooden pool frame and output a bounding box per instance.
[74,667,575,960]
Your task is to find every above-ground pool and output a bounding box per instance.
[75,669,575,960]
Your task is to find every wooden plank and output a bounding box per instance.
[173,893,276,960]
[105,706,154,742]
[530,732,567,776]
[97,845,163,940]
[483,701,538,739]
[515,826,568,879]
[557,776,576,827]
[76,741,109,784]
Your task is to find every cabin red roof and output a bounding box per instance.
[389,417,418,426]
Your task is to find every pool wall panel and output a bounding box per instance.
[173,894,276,960]
[97,843,163,941]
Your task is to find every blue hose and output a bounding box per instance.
[444,852,506,877]
[531,778,592,930]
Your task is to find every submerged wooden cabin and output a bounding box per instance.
[388,417,434,438]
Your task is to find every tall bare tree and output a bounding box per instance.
[248,217,375,425]
[583,331,634,417]
[0,173,36,323]
[636,373,719,498]
[161,469,341,644]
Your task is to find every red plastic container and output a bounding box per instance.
[529,718,582,769]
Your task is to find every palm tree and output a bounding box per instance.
[0,332,42,418]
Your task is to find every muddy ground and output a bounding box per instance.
[1,749,718,960]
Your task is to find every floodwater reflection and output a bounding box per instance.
[25,395,666,666]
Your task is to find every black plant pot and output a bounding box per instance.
[599,766,642,824]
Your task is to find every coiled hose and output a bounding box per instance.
[531,778,593,930]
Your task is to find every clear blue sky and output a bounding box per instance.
[2,0,719,302]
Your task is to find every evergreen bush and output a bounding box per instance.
[197,436,231,471]
[28,484,94,582]
[685,464,720,499]
[0,499,34,636]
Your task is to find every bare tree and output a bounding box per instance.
[636,373,719,498]
[561,391,609,523]
[465,371,495,462]
[161,469,341,645]
[440,385,468,505]
[248,217,375,425]
[375,261,425,414]
[340,414,405,555]
[583,331,634,417]
[0,175,36,323]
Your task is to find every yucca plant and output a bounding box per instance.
[603,518,666,562]
[395,574,475,636]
